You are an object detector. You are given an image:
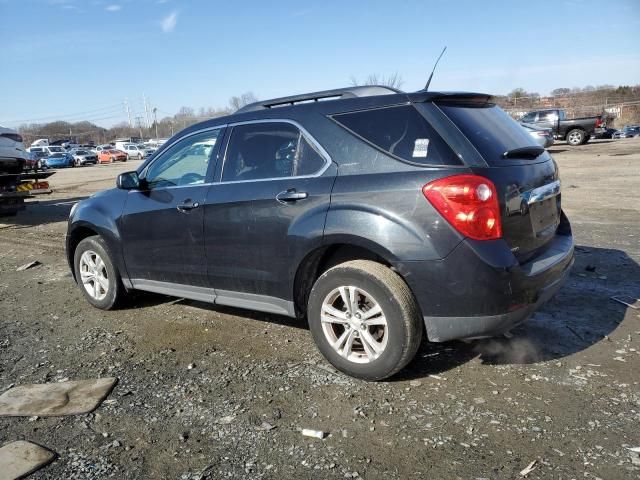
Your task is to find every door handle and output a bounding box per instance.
[276,189,308,203]
[177,199,200,212]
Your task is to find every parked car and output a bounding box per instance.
[95,145,113,154]
[98,149,127,164]
[592,127,618,139]
[120,144,149,160]
[521,123,554,148]
[70,149,98,166]
[520,108,605,146]
[25,151,44,171]
[0,125,28,174]
[44,152,74,168]
[66,86,574,381]
[612,126,640,139]
[28,145,67,157]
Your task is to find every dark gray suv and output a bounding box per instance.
[66,86,574,380]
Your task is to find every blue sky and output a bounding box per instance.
[1,0,639,128]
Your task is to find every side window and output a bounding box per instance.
[144,129,221,188]
[222,122,327,182]
[332,105,459,166]
[521,112,536,123]
[538,111,555,122]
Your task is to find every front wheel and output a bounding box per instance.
[307,260,422,381]
[74,235,128,310]
[566,129,585,146]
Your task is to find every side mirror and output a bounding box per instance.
[116,171,140,190]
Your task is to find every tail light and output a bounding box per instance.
[595,117,603,128]
[423,174,502,240]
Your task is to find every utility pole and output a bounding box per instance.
[153,107,158,140]
[143,93,151,129]
[124,98,132,128]
[135,116,144,141]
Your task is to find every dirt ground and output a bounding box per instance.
[1,139,639,480]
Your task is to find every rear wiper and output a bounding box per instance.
[502,146,545,159]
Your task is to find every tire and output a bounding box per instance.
[307,260,422,381]
[581,135,590,145]
[566,129,585,146]
[74,235,127,310]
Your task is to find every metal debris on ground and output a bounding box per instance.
[0,440,56,480]
[0,378,117,417]
[15,260,41,271]
[301,428,326,439]
[519,459,537,477]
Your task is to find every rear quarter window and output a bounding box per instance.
[332,104,461,166]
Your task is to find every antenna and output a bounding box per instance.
[424,46,447,91]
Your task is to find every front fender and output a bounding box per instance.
[66,189,129,283]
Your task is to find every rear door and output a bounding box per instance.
[203,120,335,305]
[119,127,223,287]
[435,102,562,261]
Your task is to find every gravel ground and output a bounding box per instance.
[1,139,639,479]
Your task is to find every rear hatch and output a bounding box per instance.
[436,100,561,262]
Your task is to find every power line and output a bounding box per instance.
[2,103,124,124]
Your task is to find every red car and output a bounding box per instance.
[98,149,127,164]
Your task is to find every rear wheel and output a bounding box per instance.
[74,236,127,310]
[566,128,585,146]
[307,260,422,381]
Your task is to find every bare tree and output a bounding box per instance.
[228,92,258,112]
[350,72,404,89]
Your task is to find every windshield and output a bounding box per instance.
[76,150,88,155]
[49,146,65,153]
[438,102,541,164]
[50,153,65,158]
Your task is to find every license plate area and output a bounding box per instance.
[529,195,560,238]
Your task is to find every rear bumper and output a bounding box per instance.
[395,228,574,342]
[422,258,572,341]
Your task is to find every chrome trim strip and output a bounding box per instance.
[218,119,333,184]
[526,180,561,205]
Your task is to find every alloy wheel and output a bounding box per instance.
[320,286,388,363]
[79,250,109,301]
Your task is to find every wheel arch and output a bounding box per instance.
[292,238,397,318]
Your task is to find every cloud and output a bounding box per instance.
[105,4,121,12]
[161,11,178,33]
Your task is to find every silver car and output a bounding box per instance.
[521,123,554,148]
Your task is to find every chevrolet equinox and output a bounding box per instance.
[66,86,574,380]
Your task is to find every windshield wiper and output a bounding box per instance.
[502,146,545,159]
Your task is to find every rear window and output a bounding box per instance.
[332,105,461,166]
[438,103,540,164]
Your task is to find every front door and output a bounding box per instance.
[203,121,335,309]
[119,127,224,288]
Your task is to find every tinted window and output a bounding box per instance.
[145,129,220,188]
[438,103,540,164]
[332,105,459,166]
[222,122,326,182]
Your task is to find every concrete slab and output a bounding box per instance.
[0,441,56,480]
[0,378,117,417]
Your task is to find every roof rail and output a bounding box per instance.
[236,85,403,113]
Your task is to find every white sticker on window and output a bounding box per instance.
[412,138,429,158]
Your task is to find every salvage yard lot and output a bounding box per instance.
[0,139,639,479]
